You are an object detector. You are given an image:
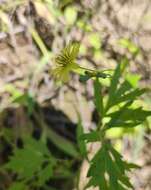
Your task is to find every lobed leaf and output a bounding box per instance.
[106,58,128,111]
[87,143,136,190]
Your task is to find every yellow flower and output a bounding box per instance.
[52,42,80,82]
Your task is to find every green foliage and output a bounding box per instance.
[5,137,56,188]
[77,55,151,189]
[4,84,35,114]
[106,106,151,129]
[46,126,79,157]
[5,43,149,190]
[86,142,139,190]
[8,182,27,190]
[80,130,101,143]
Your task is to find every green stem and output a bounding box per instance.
[73,65,113,78]
[79,66,96,72]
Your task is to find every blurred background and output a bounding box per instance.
[0,0,151,190]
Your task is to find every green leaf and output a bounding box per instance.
[125,163,141,170]
[106,147,133,189]
[109,145,140,172]
[23,137,51,157]
[86,173,107,189]
[87,143,135,190]
[126,73,141,88]
[105,101,132,129]
[8,182,27,190]
[86,146,107,190]
[5,137,56,182]
[86,146,108,188]
[106,106,151,129]
[108,62,122,99]
[38,164,53,186]
[1,128,13,143]
[4,84,22,101]
[115,80,132,98]
[109,146,126,174]
[79,131,101,143]
[106,87,146,109]
[106,58,128,111]
[13,92,35,115]
[46,127,79,157]
[5,148,44,179]
[115,88,147,105]
[105,152,119,189]
[87,147,106,177]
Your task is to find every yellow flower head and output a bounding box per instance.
[52,42,80,82]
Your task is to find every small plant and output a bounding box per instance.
[53,43,151,189]
[4,43,151,190]
[4,137,57,190]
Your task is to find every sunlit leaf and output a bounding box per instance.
[87,143,135,190]
[126,73,141,88]
[106,58,129,111]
